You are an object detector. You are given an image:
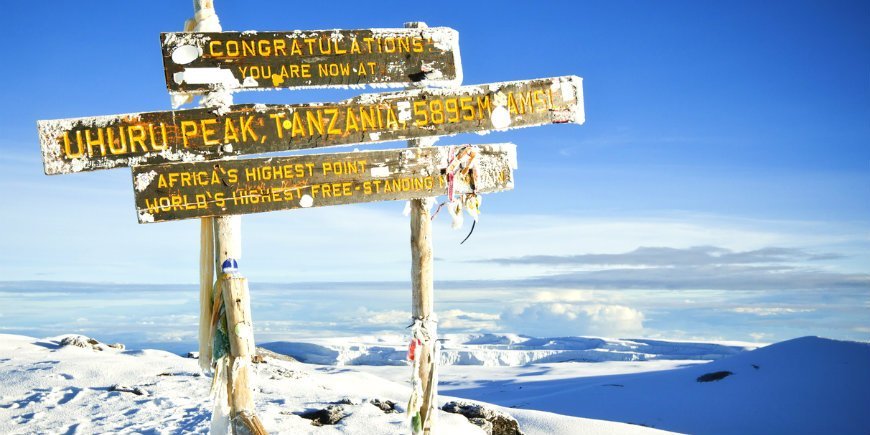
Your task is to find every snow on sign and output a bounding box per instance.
[161,28,462,93]
[38,76,583,175]
[131,143,516,223]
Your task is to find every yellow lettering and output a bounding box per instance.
[54,131,78,157]
[360,106,378,131]
[459,96,474,120]
[107,128,126,155]
[269,113,285,139]
[291,111,306,137]
[290,39,303,55]
[209,40,223,56]
[239,116,258,142]
[225,40,239,56]
[257,40,272,56]
[507,93,519,115]
[345,108,359,133]
[517,91,533,114]
[201,119,219,145]
[128,125,148,152]
[325,108,341,135]
[242,40,256,56]
[412,37,424,53]
[180,121,198,147]
[306,110,324,136]
[413,101,428,127]
[273,39,286,56]
[224,118,240,142]
[477,95,492,119]
[85,128,107,157]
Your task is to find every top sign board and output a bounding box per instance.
[161,28,462,93]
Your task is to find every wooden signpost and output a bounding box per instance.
[161,28,462,93]
[131,144,516,223]
[35,1,586,433]
[37,76,582,175]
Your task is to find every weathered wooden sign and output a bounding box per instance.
[161,28,462,93]
[38,76,582,175]
[131,144,516,223]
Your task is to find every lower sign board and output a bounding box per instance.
[39,76,581,175]
[131,143,517,223]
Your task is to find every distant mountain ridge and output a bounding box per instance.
[261,333,757,366]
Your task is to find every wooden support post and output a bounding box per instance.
[215,218,267,435]
[199,217,215,372]
[406,21,438,435]
[187,1,265,434]
[409,189,436,435]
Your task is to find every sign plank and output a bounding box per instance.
[39,76,582,175]
[161,28,462,93]
[131,144,516,223]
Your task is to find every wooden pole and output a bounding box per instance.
[215,218,266,434]
[199,217,215,372]
[406,21,438,435]
[186,1,265,434]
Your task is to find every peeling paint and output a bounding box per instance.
[397,101,412,122]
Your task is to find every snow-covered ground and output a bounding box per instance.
[0,334,670,434]
[1,333,868,434]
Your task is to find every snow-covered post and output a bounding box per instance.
[183,1,266,434]
[405,21,439,435]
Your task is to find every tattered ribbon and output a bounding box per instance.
[407,317,439,434]
[430,145,483,243]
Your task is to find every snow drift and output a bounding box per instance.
[444,336,870,434]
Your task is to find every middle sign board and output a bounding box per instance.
[38,76,583,175]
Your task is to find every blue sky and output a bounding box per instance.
[0,0,867,345]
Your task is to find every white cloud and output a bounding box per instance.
[438,309,500,331]
[354,307,500,332]
[150,331,196,342]
[750,332,772,341]
[356,308,409,325]
[730,307,816,316]
[532,290,597,303]
[502,295,645,338]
